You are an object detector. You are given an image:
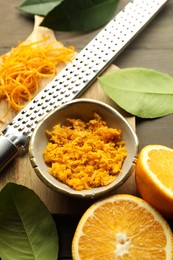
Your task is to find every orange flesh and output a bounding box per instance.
[77,200,168,259]
[148,149,173,191]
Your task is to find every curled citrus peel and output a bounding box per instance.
[0,36,75,120]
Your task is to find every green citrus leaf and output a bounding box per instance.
[0,183,58,260]
[98,67,173,118]
[18,0,63,16]
[41,0,119,32]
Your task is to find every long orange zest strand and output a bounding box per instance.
[0,37,75,119]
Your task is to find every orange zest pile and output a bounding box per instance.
[44,113,127,191]
[0,37,75,119]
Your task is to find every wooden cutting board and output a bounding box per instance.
[0,17,137,215]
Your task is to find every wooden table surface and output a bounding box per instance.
[0,0,173,259]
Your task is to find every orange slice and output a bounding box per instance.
[135,144,173,218]
[72,194,173,259]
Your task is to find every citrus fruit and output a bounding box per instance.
[72,194,173,260]
[135,144,173,218]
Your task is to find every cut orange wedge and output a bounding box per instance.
[135,144,173,218]
[72,194,173,259]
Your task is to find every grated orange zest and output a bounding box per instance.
[44,113,127,191]
[0,37,75,119]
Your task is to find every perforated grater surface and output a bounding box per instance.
[0,0,168,171]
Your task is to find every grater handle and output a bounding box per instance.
[0,127,29,171]
[0,135,19,172]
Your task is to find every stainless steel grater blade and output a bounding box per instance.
[0,0,168,171]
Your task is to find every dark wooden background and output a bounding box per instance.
[0,0,173,259]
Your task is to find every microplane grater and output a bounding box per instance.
[0,0,168,171]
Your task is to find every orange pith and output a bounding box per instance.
[135,145,173,217]
[72,194,173,260]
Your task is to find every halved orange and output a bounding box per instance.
[135,144,173,218]
[72,194,173,259]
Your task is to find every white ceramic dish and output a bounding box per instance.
[29,99,138,199]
